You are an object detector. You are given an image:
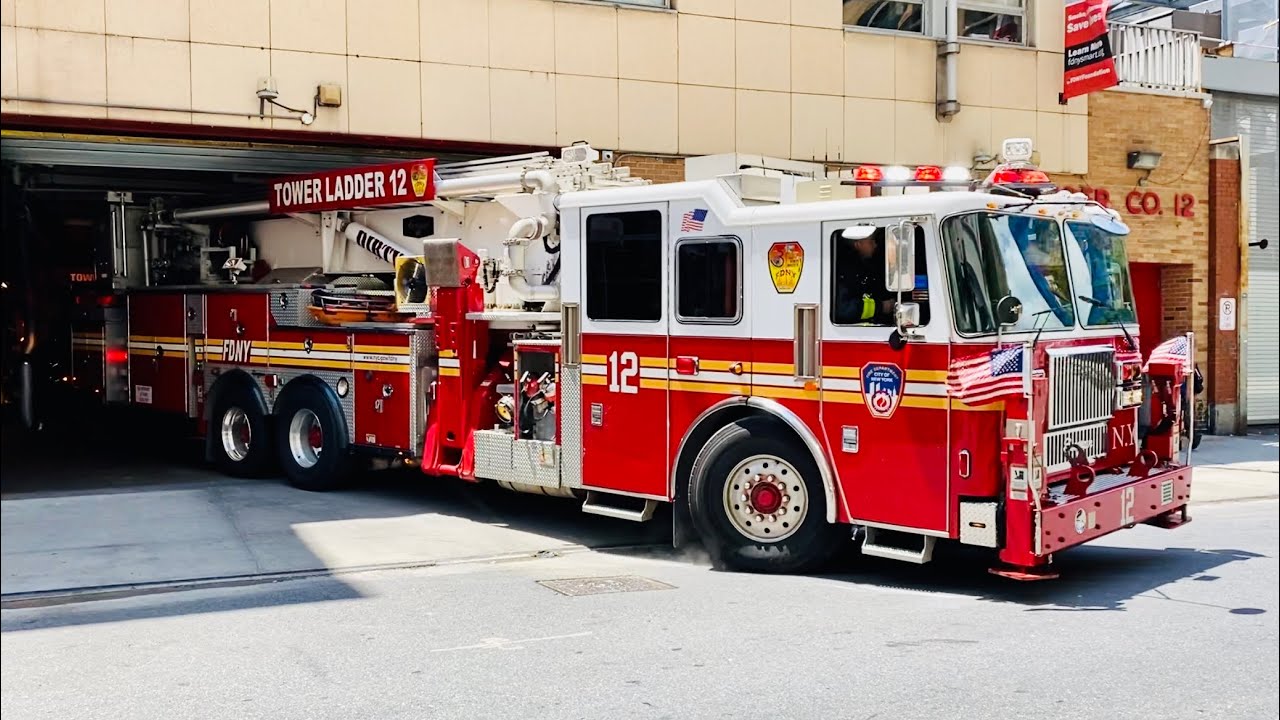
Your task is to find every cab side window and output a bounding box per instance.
[586,211,663,322]
[830,224,931,327]
[676,238,741,323]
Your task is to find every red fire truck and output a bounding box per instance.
[64,139,1194,578]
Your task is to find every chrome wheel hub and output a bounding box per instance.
[288,409,323,469]
[220,406,251,462]
[722,454,808,543]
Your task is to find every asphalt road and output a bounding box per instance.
[2,499,1276,720]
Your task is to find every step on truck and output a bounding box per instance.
[60,139,1194,578]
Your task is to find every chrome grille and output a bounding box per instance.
[1048,347,1115,429]
[1043,421,1109,472]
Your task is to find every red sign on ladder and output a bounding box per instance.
[267,159,436,214]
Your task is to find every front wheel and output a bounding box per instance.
[273,381,354,492]
[688,417,845,574]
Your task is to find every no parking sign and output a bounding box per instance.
[1219,297,1237,332]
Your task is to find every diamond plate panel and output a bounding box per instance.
[958,502,999,547]
[536,576,675,597]
[559,366,582,488]
[409,328,435,455]
[184,294,205,334]
[269,288,329,328]
[474,429,516,483]
[512,439,561,489]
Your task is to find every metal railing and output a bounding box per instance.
[1110,22,1204,94]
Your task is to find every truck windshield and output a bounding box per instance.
[941,211,1075,335]
[1064,219,1137,327]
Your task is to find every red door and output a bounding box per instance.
[127,293,189,414]
[1130,262,1162,351]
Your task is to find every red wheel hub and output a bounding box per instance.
[308,425,323,449]
[750,479,783,514]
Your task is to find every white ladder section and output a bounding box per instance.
[860,527,937,564]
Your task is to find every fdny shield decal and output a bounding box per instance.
[861,362,904,419]
[411,163,430,197]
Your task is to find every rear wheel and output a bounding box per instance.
[209,386,272,477]
[688,417,845,573]
[274,381,353,492]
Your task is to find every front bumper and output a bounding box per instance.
[1036,465,1192,556]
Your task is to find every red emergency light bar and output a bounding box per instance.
[847,164,972,186]
[980,162,1057,196]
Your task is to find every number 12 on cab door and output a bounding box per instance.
[607,350,639,394]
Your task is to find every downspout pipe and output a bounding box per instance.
[936,0,961,120]
[504,215,558,302]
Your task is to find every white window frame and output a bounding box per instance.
[673,235,744,326]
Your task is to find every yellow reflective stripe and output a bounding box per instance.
[438,367,460,377]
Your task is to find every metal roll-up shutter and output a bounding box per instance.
[1214,94,1279,424]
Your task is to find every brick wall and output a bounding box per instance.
[1049,90,1211,374]
[1208,147,1243,433]
[614,155,686,185]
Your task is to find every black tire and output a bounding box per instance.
[208,384,273,478]
[688,416,845,574]
[273,380,353,492]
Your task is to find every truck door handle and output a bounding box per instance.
[959,450,971,479]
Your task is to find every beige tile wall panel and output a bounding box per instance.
[189,0,268,47]
[736,0,788,23]
[106,36,191,123]
[1,26,17,111]
[1034,0,1065,53]
[557,74,618,147]
[421,62,490,141]
[16,28,106,117]
[348,0,418,61]
[1065,113,1088,174]
[619,79,677,153]
[189,43,269,126]
[736,20,789,92]
[618,8,676,82]
[989,108,1038,156]
[790,0,842,28]
[554,2,618,78]
[1034,110,1065,171]
[2,0,14,26]
[678,14,735,87]
[678,0,734,18]
[942,104,991,166]
[421,0,488,66]
[271,0,346,54]
[105,0,189,41]
[679,84,735,155]
[489,0,555,72]
[271,49,348,132]
[990,49,1037,110]
[736,89,790,157]
[844,97,895,164]
[894,36,934,104]
[791,26,842,96]
[1036,52,1063,111]
[844,32,895,100]
[489,69,556,145]
[347,56,421,137]
[792,92,843,161]
[956,44,992,108]
[894,100,945,164]
[15,0,102,34]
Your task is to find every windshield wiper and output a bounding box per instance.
[1079,295,1137,351]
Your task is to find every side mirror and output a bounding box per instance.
[895,301,921,330]
[885,221,916,293]
[996,294,1023,326]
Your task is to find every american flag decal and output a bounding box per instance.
[947,345,1028,405]
[681,208,708,232]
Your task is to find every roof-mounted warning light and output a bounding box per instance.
[980,137,1058,196]
[845,164,972,188]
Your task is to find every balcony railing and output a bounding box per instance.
[1110,22,1204,94]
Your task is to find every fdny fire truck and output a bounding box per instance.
[62,138,1194,579]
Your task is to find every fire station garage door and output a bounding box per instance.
[1213,95,1279,425]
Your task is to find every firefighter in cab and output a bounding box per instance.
[834,226,894,325]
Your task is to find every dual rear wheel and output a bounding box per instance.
[208,380,352,492]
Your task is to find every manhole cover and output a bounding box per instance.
[536,575,675,597]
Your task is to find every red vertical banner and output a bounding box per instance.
[1063,0,1119,101]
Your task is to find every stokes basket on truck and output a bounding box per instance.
[59,139,1195,579]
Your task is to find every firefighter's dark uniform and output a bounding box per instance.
[835,252,893,325]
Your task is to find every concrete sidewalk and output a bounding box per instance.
[1187,430,1279,504]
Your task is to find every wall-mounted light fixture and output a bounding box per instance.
[256,77,316,125]
[1126,150,1163,171]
